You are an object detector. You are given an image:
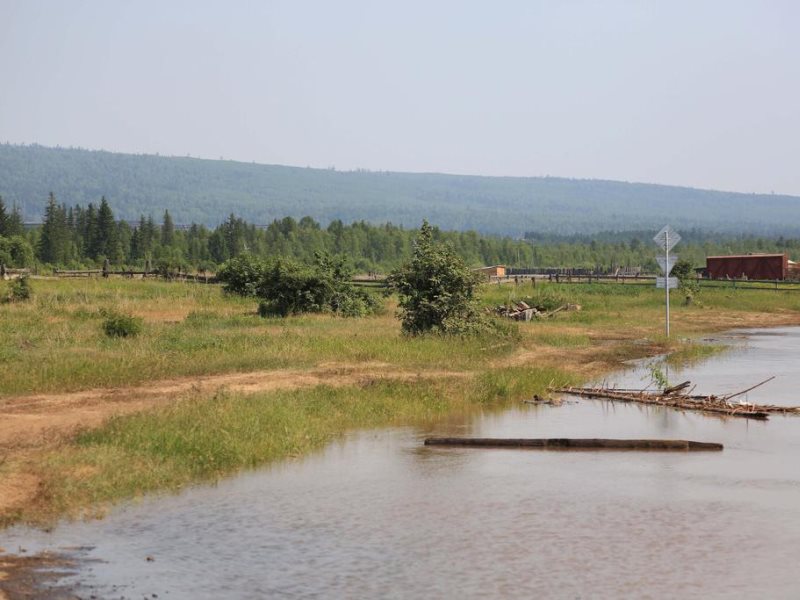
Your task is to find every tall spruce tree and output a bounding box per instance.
[161,210,175,247]
[37,193,70,264]
[93,196,117,260]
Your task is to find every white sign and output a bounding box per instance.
[656,255,678,275]
[656,276,679,289]
[653,225,681,253]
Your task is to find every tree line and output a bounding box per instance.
[2,194,799,273]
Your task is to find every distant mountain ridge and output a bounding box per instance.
[1,143,799,236]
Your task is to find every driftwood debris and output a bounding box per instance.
[522,394,564,406]
[424,437,723,451]
[488,302,582,321]
[551,377,800,420]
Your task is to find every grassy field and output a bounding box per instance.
[2,276,800,527]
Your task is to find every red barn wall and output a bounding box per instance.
[706,254,788,280]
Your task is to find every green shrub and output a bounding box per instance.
[4,275,32,302]
[218,254,267,296]
[101,310,143,338]
[387,221,490,336]
[221,252,378,317]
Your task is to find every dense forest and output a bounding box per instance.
[2,195,800,274]
[3,143,800,236]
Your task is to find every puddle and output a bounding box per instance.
[4,327,800,599]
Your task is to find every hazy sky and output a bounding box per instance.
[2,1,799,194]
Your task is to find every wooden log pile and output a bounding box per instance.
[487,301,582,321]
[550,377,800,420]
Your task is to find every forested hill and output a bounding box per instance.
[2,143,800,236]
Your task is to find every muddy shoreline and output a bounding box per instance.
[0,551,78,600]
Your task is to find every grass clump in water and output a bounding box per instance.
[665,340,727,368]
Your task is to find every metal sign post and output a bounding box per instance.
[653,225,680,337]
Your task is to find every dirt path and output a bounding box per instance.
[0,361,471,518]
[0,362,468,454]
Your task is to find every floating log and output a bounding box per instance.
[424,437,723,451]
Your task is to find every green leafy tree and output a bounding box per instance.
[387,220,485,335]
[672,258,700,304]
[0,236,35,267]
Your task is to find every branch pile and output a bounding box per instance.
[550,377,800,420]
[488,301,581,321]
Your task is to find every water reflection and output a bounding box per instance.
[4,328,800,599]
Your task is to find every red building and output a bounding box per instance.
[705,253,796,280]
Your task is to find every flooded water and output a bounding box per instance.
[5,328,800,599]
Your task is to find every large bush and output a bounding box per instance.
[218,252,378,317]
[387,221,487,335]
[4,275,32,303]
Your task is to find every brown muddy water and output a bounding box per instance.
[4,327,800,599]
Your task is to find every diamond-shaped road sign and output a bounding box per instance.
[656,255,678,275]
[653,225,681,252]
[656,276,679,289]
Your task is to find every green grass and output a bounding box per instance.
[3,279,797,396]
[3,276,800,527]
[0,279,517,395]
[13,365,574,526]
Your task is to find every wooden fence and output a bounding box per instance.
[492,273,800,292]
[52,268,218,283]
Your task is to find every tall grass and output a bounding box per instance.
[13,365,574,525]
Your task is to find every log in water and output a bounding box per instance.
[424,438,723,451]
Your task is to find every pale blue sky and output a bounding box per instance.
[2,0,799,194]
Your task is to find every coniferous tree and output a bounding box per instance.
[82,203,98,258]
[6,203,24,237]
[0,197,23,238]
[145,215,158,250]
[93,197,117,260]
[37,193,70,264]
[161,210,175,247]
[0,196,8,237]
